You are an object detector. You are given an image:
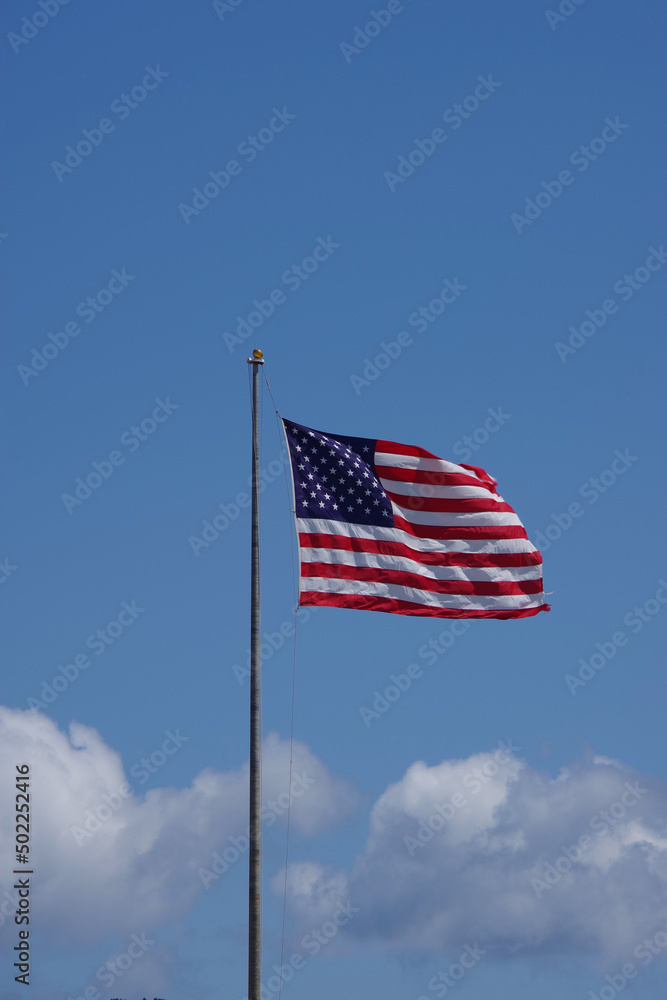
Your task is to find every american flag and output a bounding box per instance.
[283,419,548,619]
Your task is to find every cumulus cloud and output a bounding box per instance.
[0,707,356,949]
[281,744,667,963]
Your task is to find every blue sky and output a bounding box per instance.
[1,1,666,998]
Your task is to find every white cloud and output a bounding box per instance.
[6,706,666,977]
[281,746,667,963]
[0,706,356,951]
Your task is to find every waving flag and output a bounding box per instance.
[283,419,548,619]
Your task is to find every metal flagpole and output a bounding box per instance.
[247,347,264,1000]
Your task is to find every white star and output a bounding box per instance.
[338,459,345,466]
[319,501,325,508]
[295,445,302,452]
[347,505,353,512]
[329,449,336,456]
[362,445,369,452]
[347,469,354,477]
[316,484,322,490]
[324,493,330,500]
[365,507,370,514]
[310,491,316,498]
[307,473,314,480]
[332,503,338,510]
[363,471,369,478]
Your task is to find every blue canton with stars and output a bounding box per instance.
[283,420,395,526]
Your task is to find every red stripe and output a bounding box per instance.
[300,590,550,619]
[377,465,491,490]
[376,439,441,460]
[458,462,498,489]
[301,562,543,596]
[377,443,498,491]
[385,491,515,514]
[391,514,528,540]
[298,532,542,568]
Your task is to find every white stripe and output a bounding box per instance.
[301,576,544,611]
[297,518,537,554]
[390,502,523,527]
[375,451,492,481]
[380,478,506,501]
[301,547,543,583]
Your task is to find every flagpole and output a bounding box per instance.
[247,347,264,1000]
